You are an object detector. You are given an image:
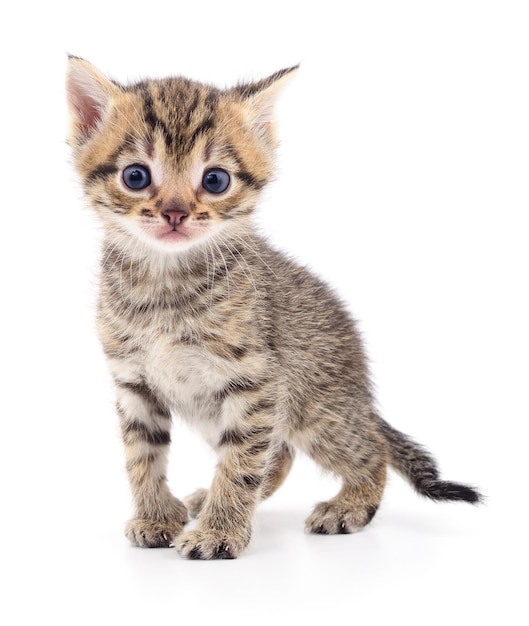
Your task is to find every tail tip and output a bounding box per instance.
[421,480,484,504]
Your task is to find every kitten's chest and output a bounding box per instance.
[136,303,262,430]
[143,329,222,405]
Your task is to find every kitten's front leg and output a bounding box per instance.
[177,409,274,560]
[114,377,188,547]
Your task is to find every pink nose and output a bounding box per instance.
[163,210,188,226]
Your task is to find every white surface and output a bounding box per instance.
[1,1,527,624]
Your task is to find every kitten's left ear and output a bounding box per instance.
[234,65,299,139]
[66,56,121,145]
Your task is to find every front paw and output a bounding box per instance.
[176,528,248,560]
[125,518,186,548]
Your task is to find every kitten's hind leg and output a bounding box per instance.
[184,488,208,519]
[301,416,388,534]
[261,443,295,500]
[305,465,386,534]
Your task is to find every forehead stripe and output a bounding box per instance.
[188,116,215,150]
[142,92,172,150]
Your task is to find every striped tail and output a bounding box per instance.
[376,416,482,504]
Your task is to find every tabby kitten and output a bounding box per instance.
[66,57,481,560]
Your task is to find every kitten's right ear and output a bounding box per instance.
[66,56,120,144]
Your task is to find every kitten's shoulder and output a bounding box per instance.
[250,233,346,309]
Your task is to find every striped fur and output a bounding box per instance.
[66,58,481,559]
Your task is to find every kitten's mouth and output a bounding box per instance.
[158,226,190,243]
[139,216,212,249]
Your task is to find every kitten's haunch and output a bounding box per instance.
[66,57,481,559]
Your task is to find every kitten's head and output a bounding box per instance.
[66,57,297,254]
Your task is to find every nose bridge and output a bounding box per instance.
[162,197,188,214]
[156,170,196,215]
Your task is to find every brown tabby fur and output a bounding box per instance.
[66,57,481,559]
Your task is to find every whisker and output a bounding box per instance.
[224,239,258,297]
[230,232,277,279]
[213,240,230,300]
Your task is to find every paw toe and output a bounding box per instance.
[125,519,184,548]
[177,529,243,560]
[306,501,378,535]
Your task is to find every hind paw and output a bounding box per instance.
[305,501,378,535]
[183,488,208,518]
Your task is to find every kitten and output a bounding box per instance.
[66,57,481,560]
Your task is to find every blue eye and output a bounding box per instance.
[123,165,151,190]
[202,168,230,194]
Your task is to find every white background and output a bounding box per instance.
[1,1,527,624]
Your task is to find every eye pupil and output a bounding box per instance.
[202,168,230,194]
[123,165,151,190]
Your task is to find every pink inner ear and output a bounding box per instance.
[69,89,103,134]
[66,63,112,140]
